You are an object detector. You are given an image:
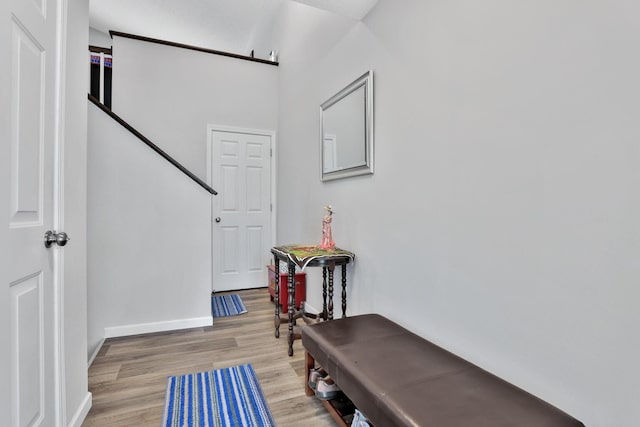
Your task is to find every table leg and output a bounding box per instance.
[274,257,280,338]
[328,266,334,320]
[288,261,296,357]
[341,264,347,318]
[322,267,328,320]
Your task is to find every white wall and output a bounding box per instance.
[87,31,279,358]
[111,36,279,180]
[89,26,111,48]
[274,1,640,425]
[63,0,92,424]
[87,102,213,358]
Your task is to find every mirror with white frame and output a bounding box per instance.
[320,71,374,181]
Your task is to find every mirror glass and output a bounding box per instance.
[321,71,373,181]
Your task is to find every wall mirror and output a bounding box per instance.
[321,70,374,181]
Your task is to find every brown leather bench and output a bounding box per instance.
[302,314,584,427]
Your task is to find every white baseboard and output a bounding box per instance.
[304,302,320,315]
[67,392,92,427]
[87,338,105,367]
[104,316,213,339]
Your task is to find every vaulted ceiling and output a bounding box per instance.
[89,0,378,59]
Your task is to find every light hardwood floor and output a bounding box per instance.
[83,288,336,426]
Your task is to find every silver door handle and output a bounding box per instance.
[44,231,70,248]
[215,217,221,223]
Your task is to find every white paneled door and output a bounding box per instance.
[209,129,273,292]
[7,0,63,424]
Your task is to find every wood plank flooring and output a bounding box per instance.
[83,288,336,426]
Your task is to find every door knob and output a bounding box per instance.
[215,217,221,223]
[44,230,70,248]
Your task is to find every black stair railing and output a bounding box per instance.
[88,94,217,195]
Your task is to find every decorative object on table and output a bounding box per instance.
[272,244,354,270]
[269,50,278,62]
[267,265,306,312]
[161,364,275,427]
[211,293,247,318]
[319,205,336,250]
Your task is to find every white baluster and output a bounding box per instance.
[99,52,105,104]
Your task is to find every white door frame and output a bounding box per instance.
[0,0,12,417]
[53,0,69,421]
[206,124,277,291]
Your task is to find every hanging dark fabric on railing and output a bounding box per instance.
[91,54,112,68]
[89,47,112,109]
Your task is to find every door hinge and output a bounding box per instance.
[270,203,273,212]
[270,148,273,157]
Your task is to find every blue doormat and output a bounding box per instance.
[162,364,275,427]
[212,294,247,318]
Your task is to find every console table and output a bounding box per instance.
[271,245,355,356]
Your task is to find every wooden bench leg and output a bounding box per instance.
[305,351,315,397]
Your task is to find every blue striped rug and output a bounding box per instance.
[162,364,275,427]
[212,294,247,318]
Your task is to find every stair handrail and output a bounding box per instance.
[88,94,218,195]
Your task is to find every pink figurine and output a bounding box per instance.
[319,205,336,250]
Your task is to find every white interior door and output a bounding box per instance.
[323,134,337,173]
[8,0,61,424]
[210,129,273,292]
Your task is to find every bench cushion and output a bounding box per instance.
[302,314,583,427]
